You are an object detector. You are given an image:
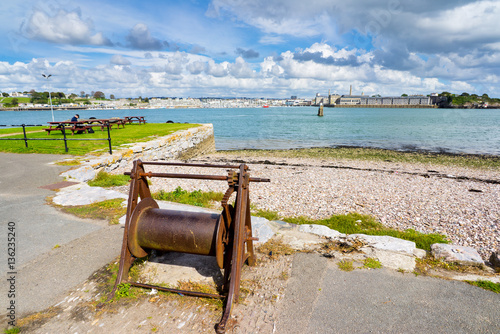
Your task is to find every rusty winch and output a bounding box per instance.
[106,159,270,333]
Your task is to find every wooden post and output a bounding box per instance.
[318,103,324,116]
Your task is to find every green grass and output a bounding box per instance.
[252,208,281,221]
[218,147,500,169]
[0,123,198,155]
[152,186,224,208]
[115,283,132,299]
[1,97,31,104]
[3,328,20,334]
[88,170,130,187]
[59,198,126,225]
[363,257,382,269]
[465,280,500,293]
[283,213,448,251]
[338,260,354,271]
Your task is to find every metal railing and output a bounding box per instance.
[0,123,113,154]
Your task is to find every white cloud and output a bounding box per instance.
[228,57,256,78]
[21,8,111,46]
[1,36,499,99]
[126,23,168,50]
[110,55,131,66]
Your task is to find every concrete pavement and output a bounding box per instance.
[277,253,500,334]
[0,153,122,327]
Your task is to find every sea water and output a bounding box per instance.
[1,107,499,155]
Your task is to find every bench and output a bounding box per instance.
[124,116,146,124]
[85,119,125,130]
[44,125,91,135]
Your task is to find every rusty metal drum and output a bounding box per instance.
[127,197,221,258]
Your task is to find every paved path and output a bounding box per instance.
[0,130,45,137]
[0,153,122,326]
[277,253,500,334]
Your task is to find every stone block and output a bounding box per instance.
[298,224,345,239]
[413,248,427,259]
[489,250,500,270]
[53,184,127,206]
[361,247,416,271]
[105,163,120,172]
[349,234,416,256]
[61,165,96,182]
[131,145,143,153]
[251,216,276,244]
[431,243,484,265]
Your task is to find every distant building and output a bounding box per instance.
[10,92,28,98]
[315,92,433,107]
[315,93,330,105]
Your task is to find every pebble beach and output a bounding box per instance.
[114,152,500,260]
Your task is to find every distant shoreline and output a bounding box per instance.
[2,104,500,111]
[215,146,500,168]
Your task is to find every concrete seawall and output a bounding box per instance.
[61,123,215,182]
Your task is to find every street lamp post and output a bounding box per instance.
[42,74,54,122]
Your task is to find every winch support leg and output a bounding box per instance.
[216,165,250,333]
[106,160,146,301]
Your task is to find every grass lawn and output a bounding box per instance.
[1,97,31,103]
[0,123,199,155]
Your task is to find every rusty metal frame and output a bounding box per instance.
[105,159,269,333]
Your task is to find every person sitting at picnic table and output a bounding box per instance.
[71,114,86,134]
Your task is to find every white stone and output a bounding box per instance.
[145,140,160,150]
[251,216,276,244]
[279,231,325,250]
[449,274,500,284]
[362,247,416,271]
[53,184,127,206]
[105,163,120,172]
[131,145,143,153]
[61,166,96,182]
[298,224,345,239]
[413,248,427,259]
[431,243,484,265]
[349,234,416,256]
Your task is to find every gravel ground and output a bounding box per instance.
[113,153,500,260]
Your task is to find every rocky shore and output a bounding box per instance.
[113,152,499,260]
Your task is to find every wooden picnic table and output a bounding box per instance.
[45,121,91,135]
[44,118,125,135]
[85,118,126,129]
[124,116,146,124]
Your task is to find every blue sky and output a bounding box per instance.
[0,0,499,98]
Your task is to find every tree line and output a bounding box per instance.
[1,90,114,106]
